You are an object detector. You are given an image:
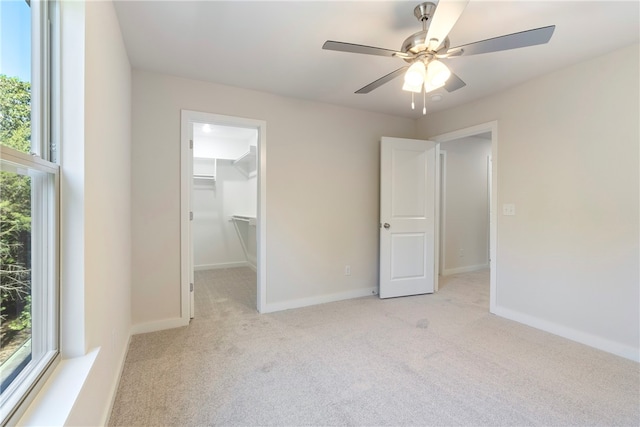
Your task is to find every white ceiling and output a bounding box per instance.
[192,122,258,158]
[193,122,257,143]
[114,1,639,119]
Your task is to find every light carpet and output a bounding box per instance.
[109,268,639,426]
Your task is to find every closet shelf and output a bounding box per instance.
[232,145,257,165]
[193,157,217,182]
[194,174,216,181]
[232,146,257,178]
[231,215,256,226]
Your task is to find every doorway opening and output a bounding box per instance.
[433,122,497,313]
[180,111,267,319]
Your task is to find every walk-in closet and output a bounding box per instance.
[192,123,258,273]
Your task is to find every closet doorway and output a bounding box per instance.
[432,121,497,313]
[180,111,267,319]
[438,135,491,277]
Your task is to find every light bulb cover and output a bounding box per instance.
[404,61,426,87]
[402,81,423,93]
[425,60,451,89]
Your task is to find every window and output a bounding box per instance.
[0,0,59,423]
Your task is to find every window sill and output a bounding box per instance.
[16,348,99,426]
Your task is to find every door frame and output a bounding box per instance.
[180,110,267,317]
[438,150,447,277]
[431,121,498,313]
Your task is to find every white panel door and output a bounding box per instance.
[380,137,437,298]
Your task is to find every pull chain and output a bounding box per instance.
[411,92,415,110]
[422,87,426,115]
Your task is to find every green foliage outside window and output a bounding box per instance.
[0,76,31,153]
[0,74,32,354]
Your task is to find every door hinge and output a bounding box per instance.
[190,211,193,221]
[189,139,193,149]
[190,282,194,292]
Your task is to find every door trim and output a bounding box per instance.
[431,121,498,313]
[180,110,267,318]
[438,150,447,282]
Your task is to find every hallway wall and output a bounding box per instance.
[440,136,491,275]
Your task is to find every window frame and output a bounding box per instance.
[0,0,60,423]
[0,148,60,425]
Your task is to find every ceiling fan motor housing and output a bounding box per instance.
[401,31,450,57]
[414,2,437,22]
[402,2,448,60]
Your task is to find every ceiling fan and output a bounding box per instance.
[322,0,555,112]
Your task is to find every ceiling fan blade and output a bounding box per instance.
[323,40,400,57]
[425,0,469,50]
[435,48,464,59]
[444,72,466,92]
[355,67,408,94]
[450,25,556,56]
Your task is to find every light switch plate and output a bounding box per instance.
[502,204,516,216]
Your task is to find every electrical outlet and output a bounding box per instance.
[502,203,516,216]
[345,265,351,276]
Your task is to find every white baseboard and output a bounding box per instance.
[494,306,640,362]
[130,317,189,335]
[262,286,378,314]
[194,261,248,271]
[442,263,489,276]
[102,334,131,425]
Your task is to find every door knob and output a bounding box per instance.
[383,223,391,229]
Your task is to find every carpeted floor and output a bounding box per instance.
[109,268,639,426]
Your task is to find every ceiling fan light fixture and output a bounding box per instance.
[426,60,451,87]
[404,61,426,87]
[402,80,423,93]
[424,80,443,93]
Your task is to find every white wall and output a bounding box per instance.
[66,1,132,423]
[418,44,639,360]
[440,136,491,274]
[131,70,416,325]
[20,1,132,425]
